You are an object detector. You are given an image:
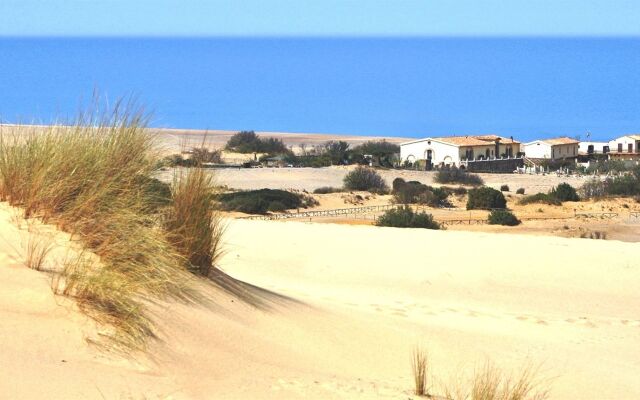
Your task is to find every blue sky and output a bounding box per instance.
[1,0,640,37]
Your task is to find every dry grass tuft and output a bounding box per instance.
[412,346,429,396]
[24,230,54,271]
[443,362,549,400]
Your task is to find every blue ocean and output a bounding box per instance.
[0,37,638,142]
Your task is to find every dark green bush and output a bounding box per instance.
[343,167,389,193]
[488,210,521,226]
[225,130,288,154]
[376,206,441,229]
[391,178,450,207]
[442,186,468,195]
[605,175,640,196]
[435,167,484,186]
[500,185,509,192]
[516,188,525,195]
[519,192,562,206]
[216,189,318,214]
[550,183,579,202]
[466,187,507,210]
[313,186,343,194]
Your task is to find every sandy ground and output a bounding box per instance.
[189,166,588,194]
[1,200,639,399]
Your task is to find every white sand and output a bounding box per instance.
[200,166,587,194]
[1,206,639,399]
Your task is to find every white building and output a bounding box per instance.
[400,135,520,167]
[607,135,640,159]
[522,137,579,160]
[578,141,610,155]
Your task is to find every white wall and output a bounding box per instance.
[579,141,609,154]
[609,136,640,153]
[524,142,578,159]
[400,139,460,166]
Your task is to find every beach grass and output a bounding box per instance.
[0,101,217,350]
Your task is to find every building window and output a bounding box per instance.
[618,143,623,152]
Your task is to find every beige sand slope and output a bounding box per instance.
[2,208,639,399]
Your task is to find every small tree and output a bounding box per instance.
[343,167,388,193]
[467,187,507,210]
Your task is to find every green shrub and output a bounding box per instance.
[500,185,509,192]
[516,188,525,195]
[216,189,318,214]
[343,166,389,193]
[550,183,579,202]
[391,178,450,207]
[313,186,343,194]
[519,193,562,206]
[225,130,288,154]
[376,206,441,229]
[435,167,484,186]
[466,187,507,210]
[488,210,521,226]
[605,175,640,196]
[442,186,468,195]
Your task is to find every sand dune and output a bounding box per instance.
[2,206,639,399]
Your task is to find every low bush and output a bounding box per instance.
[225,130,288,154]
[550,182,579,202]
[216,189,318,214]
[442,186,468,195]
[519,193,562,206]
[516,188,525,195]
[500,184,509,192]
[488,210,521,226]
[466,187,506,210]
[343,166,389,193]
[435,167,484,186]
[313,186,343,194]
[376,206,441,229]
[391,178,450,207]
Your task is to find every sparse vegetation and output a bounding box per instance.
[519,193,562,206]
[435,167,484,186]
[376,206,441,229]
[488,210,521,226]
[216,189,318,214]
[24,231,53,271]
[516,188,525,195]
[343,166,389,193]
[313,186,343,194]
[411,346,428,396]
[500,184,509,192]
[443,363,549,400]
[467,187,507,210]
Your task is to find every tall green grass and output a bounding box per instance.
[165,167,224,277]
[0,102,221,350]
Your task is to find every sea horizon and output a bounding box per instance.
[1,36,639,142]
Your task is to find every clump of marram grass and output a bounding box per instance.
[164,167,225,277]
[24,230,54,271]
[412,346,429,396]
[0,102,201,350]
[442,363,549,400]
